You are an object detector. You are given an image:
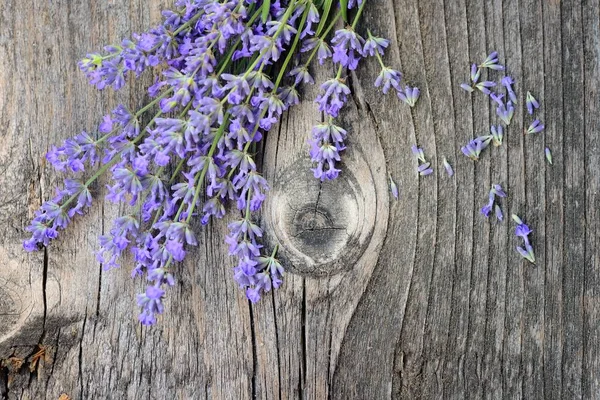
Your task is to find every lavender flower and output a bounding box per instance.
[412,145,433,176]
[545,147,553,165]
[398,85,420,107]
[475,80,496,95]
[491,125,503,146]
[25,0,421,325]
[460,83,475,93]
[481,184,506,219]
[526,91,540,114]
[496,100,515,125]
[309,121,347,181]
[363,34,389,57]
[375,67,402,95]
[479,51,504,70]
[460,64,480,93]
[389,174,399,199]
[331,28,365,70]
[443,157,454,177]
[495,204,503,221]
[501,76,517,103]
[315,78,351,117]
[490,92,504,106]
[512,214,535,263]
[526,119,544,134]
[481,193,494,217]
[461,135,492,161]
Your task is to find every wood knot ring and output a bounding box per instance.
[264,156,378,277]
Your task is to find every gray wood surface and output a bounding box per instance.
[0,0,598,399]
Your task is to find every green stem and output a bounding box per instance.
[351,0,367,30]
[368,31,386,69]
[270,243,279,258]
[173,10,203,36]
[274,4,311,89]
[182,114,230,223]
[216,7,263,76]
[136,89,172,117]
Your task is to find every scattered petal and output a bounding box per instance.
[443,158,454,177]
[526,91,540,115]
[545,147,553,165]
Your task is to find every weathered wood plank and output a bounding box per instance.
[1,0,600,399]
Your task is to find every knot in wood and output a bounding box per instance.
[264,158,377,277]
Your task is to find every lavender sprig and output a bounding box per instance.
[25,0,423,325]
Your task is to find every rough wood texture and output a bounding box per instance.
[0,0,598,399]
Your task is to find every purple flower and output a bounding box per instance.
[495,204,503,221]
[515,222,532,238]
[460,83,475,93]
[418,163,434,176]
[331,28,365,70]
[25,0,418,324]
[461,64,479,93]
[501,76,517,103]
[479,51,504,70]
[491,184,507,198]
[315,78,351,117]
[461,136,492,161]
[481,184,506,219]
[526,119,544,134]
[412,145,426,163]
[516,244,536,263]
[475,80,496,95]
[470,63,481,83]
[545,147,553,165]
[375,67,402,95]
[497,100,515,125]
[491,125,503,146]
[443,157,454,177]
[398,85,419,107]
[289,66,314,85]
[526,91,540,114]
[137,285,165,326]
[490,92,504,106]
[412,145,433,176]
[363,34,389,56]
[389,174,399,199]
[301,38,332,64]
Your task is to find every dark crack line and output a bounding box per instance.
[313,180,323,219]
[44,327,61,396]
[300,278,307,399]
[249,302,258,399]
[77,308,87,398]
[270,289,282,400]
[292,226,348,238]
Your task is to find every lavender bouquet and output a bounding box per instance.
[23,0,416,325]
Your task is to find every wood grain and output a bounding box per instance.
[1,0,599,399]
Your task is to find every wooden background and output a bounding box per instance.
[1,0,599,399]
